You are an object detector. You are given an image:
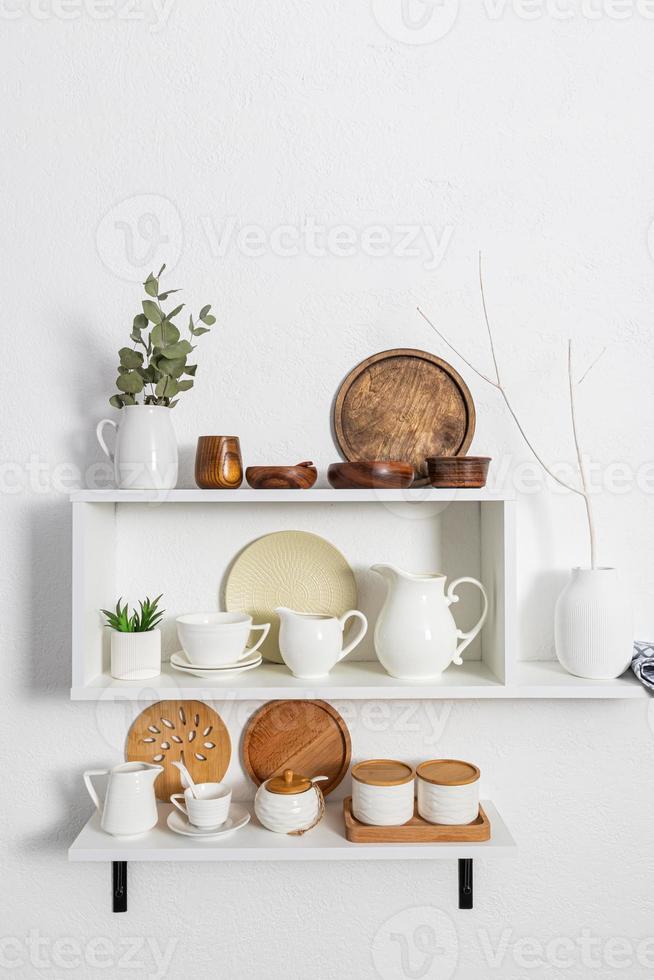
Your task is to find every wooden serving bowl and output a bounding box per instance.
[425,456,491,489]
[245,461,317,490]
[327,461,414,490]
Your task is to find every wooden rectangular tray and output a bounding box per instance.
[343,797,491,843]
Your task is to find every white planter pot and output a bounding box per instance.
[554,567,633,680]
[110,629,161,680]
[96,405,178,490]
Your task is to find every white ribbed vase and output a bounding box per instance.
[110,630,161,680]
[554,568,632,680]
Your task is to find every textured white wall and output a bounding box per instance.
[3,2,654,978]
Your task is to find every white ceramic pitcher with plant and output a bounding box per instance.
[96,265,216,490]
[371,564,488,680]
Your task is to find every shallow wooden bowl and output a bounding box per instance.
[327,461,414,490]
[425,456,491,489]
[245,461,317,490]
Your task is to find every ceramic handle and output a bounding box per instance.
[170,794,189,817]
[447,577,489,665]
[83,769,108,814]
[245,622,271,657]
[338,610,368,660]
[96,419,117,462]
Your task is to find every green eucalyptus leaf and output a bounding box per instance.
[157,263,166,277]
[177,379,194,391]
[158,289,180,301]
[119,347,144,369]
[122,394,137,405]
[168,304,184,319]
[109,394,124,409]
[168,399,179,407]
[201,314,216,325]
[142,300,163,324]
[150,320,180,347]
[133,313,148,331]
[144,275,159,297]
[155,376,178,398]
[199,305,211,319]
[184,364,197,376]
[158,357,186,378]
[117,365,129,375]
[192,326,210,336]
[160,340,193,359]
[116,370,145,394]
[138,364,160,383]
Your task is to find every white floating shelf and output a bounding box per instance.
[70,488,515,503]
[69,800,515,862]
[70,659,646,701]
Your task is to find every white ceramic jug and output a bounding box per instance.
[371,564,488,680]
[83,762,163,836]
[276,607,368,678]
[96,405,178,489]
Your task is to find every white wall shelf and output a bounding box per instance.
[69,800,515,911]
[70,490,646,700]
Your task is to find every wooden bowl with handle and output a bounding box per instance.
[327,461,414,490]
[425,456,491,489]
[245,461,318,490]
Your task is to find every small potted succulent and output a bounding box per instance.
[96,266,216,490]
[101,595,165,680]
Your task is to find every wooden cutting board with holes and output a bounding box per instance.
[126,701,231,801]
[242,700,351,797]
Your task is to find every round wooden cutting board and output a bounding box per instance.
[333,348,476,474]
[126,700,231,800]
[242,700,351,797]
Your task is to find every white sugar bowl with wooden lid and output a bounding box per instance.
[351,759,414,826]
[254,769,328,835]
[416,759,480,825]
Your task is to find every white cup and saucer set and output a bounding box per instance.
[166,763,250,840]
[171,612,270,677]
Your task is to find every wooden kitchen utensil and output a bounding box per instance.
[225,530,358,663]
[333,349,475,476]
[242,699,351,796]
[126,700,231,800]
[245,461,318,490]
[343,798,491,843]
[426,456,491,489]
[327,460,414,490]
[195,436,243,489]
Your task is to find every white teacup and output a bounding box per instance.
[276,606,368,679]
[176,612,270,666]
[170,782,232,829]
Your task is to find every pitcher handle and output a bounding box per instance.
[83,769,108,813]
[96,419,117,462]
[337,610,368,661]
[447,577,488,665]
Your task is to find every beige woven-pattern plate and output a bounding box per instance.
[225,531,357,663]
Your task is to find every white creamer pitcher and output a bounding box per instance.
[371,564,488,680]
[96,405,178,489]
[83,762,163,837]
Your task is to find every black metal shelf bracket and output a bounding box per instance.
[112,862,127,913]
[458,859,473,909]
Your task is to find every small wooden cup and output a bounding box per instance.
[195,436,243,489]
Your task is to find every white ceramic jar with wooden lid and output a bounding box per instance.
[351,759,414,826]
[416,759,480,825]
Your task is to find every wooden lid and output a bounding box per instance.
[416,759,480,786]
[351,759,414,786]
[266,769,312,795]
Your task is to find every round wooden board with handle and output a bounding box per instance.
[126,700,231,801]
[242,700,351,797]
[333,348,476,475]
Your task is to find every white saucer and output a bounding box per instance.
[167,804,250,839]
[170,651,262,676]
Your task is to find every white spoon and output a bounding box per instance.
[172,760,199,799]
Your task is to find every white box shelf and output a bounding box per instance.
[70,489,646,700]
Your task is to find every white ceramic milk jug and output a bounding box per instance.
[96,405,178,490]
[83,761,163,836]
[371,564,488,680]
